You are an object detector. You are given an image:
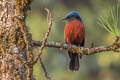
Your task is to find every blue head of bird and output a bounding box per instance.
[63,11,82,22]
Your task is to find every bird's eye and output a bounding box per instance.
[67,16,70,19]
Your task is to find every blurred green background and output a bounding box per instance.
[26,0,120,80]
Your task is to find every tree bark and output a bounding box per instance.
[0,0,34,80]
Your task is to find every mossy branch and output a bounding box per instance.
[32,36,120,55]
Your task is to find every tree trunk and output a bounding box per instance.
[0,0,34,80]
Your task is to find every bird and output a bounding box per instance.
[63,11,85,71]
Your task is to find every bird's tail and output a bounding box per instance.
[68,51,80,71]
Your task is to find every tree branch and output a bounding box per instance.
[39,57,51,80]
[32,36,120,55]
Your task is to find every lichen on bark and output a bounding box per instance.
[0,0,34,80]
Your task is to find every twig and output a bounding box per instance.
[32,36,120,55]
[90,42,94,48]
[39,57,51,80]
[33,8,53,80]
[113,36,119,45]
[34,8,53,64]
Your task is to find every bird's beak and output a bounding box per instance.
[61,18,66,20]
